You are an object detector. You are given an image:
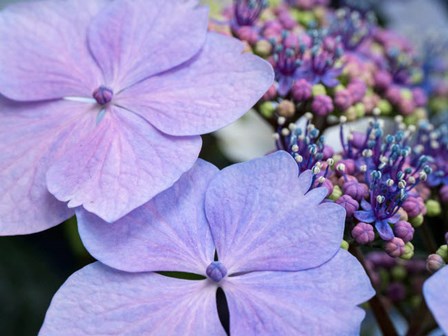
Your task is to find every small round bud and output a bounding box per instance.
[425,200,442,217]
[340,240,349,250]
[335,195,359,217]
[393,221,414,243]
[384,238,405,258]
[329,185,342,201]
[436,245,448,262]
[277,100,296,118]
[439,185,448,204]
[409,214,424,228]
[206,261,227,282]
[259,101,276,118]
[426,254,446,273]
[400,242,414,260]
[402,197,425,218]
[343,181,368,202]
[352,222,375,245]
[311,95,334,117]
[291,79,312,101]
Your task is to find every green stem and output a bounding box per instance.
[349,245,398,336]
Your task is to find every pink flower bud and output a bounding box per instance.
[384,237,405,258]
[393,220,414,243]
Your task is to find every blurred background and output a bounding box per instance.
[1,0,448,335]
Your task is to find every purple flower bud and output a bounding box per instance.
[366,251,396,269]
[315,178,334,195]
[206,261,227,282]
[311,95,333,117]
[291,79,312,101]
[234,26,259,44]
[384,237,405,258]
[338,159,356,175]
[426,254,446,273]
[334,89,353,110]
[402,196,425,218]
[440,185,448,204]
[343,180,368,202]
[93,86,113,105]
[261,20,283,40]
[412,88,427,107]
[393,220,414,243]
[347,80,366,103]
[374,70,392,90]
[335,194,359,217]
[277,9,296,30]
[352,222,375,245]
[387,282,406,303]
[385,86,401,105]
[398,99,415,116]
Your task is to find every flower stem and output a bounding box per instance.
[349,245,398,336]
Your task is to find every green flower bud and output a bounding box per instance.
[355,103,365,118]
[329,185,342,201]
[436,245,448,262]
[409,214,424,227]
[391,265,407,281]
[254,40,272,57]
[259,102,276,119]
[426,199,442,217]
[312,84,326,96]
[340,240,349,250]
[400,242,414,260]
[377,99,392,115]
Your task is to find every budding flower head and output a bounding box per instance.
[352,222,375,245]
[393,220,414,243]
[426,254,446,273]
[384,237,405,258]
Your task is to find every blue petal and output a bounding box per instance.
[375,220,394,241]
[354,210,375,223]
[360,199,372,211]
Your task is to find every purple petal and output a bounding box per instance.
[277,76,294,96]
[361,198,372,211]
[77,160,218,274]
[205,151,345,274]
[223,249,374,335]
[117,33,274,136]
[388,213,401,224]
[424,266,448,334]
[0,0,104,101]
[0,98,99,235]
[46,106,201,223]
[40,263,225,335]
[321,69,342,87]
[354,210,376,223]
[375,220,395,240]
[88,0,208,91]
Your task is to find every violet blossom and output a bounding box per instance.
[40,152,374,335]
[0,0,274,234]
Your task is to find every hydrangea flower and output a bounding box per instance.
[423,265,448,333]
[0,0,274,234]
[41,152,374,335]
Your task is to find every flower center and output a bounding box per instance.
[93,86,114,105]
[206,261,227,282]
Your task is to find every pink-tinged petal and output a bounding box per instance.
[46,106,201,223]
[0,97,99,235]
[0,0,105,101]
[117,33,274,136]
[223,250,374,336]
[205,151,345,274]
[424,266,448,333]
[77,160,218,274]
[40,262,225,336]
[88,0,208,90]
